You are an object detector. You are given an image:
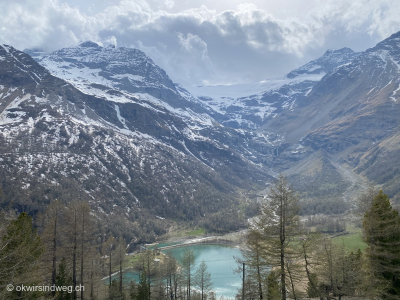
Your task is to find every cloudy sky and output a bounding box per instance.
[1,0,400,86]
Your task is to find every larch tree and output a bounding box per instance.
[103,235,116,288]
[64,200,94,300]
[181,248,196,300]
[65,200,80,300]
[256,174,300,300]
[164,252,178,299]
[300,234,321,298]
[78,201,94,300]
[114,237,127,296]
[237,229,268,299]
[311,237,362,300]
[194,260,212,300]
[39,199,65,295]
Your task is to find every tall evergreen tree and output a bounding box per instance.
[266,270,280,300]
[136,270,150,300]
[109,278,126,300]
[129,280,138,300]
[56,258,73,300]
[363,190,400,298]
[0,212,43,299]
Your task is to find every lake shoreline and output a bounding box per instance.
[149,229,247,250]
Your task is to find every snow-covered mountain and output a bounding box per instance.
[189,48,360,130]
[2,30,400,239]
[266,32,400,201]
[286,47,359,78]
[26,42,218,128]
[0,44,273,244]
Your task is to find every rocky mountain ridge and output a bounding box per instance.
[25,42,218,128]
[264,31,400,201]
[188,47,359,130]
[0,44,274,244]
[1,30,400,245]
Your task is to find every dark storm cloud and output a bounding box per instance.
[1,0,400,86]
[99,7,308,85]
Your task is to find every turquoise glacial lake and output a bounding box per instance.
[165,244,243,299]
[122,244,243,299]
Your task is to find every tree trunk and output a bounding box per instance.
[80,214,85,300]
[109,251,112,287]
[201,272,204,300]
[147,258,151,300]
[119,256,123,294]
[256,253,263,300]
[73,211,77,300]
[170,277,173,300]
[188,261,191,300]
[174,274,178,300]
[286,262,297,300]
[90,260,94,300]
[280,193,286,300]
[51,217,57,296]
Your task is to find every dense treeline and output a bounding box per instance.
[2,176,400,300]
[0,161,246,248]
[0,195,217,299]
[237,177,400,300]
[0,119,258,237]
[304,215,346,234]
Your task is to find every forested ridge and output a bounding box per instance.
[1,177,400,300]
[237,178,400,300]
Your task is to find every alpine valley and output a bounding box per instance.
[1,31,400,246]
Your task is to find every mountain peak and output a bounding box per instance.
[324,47,354,56]
[387,31,400,40]
[79,41,100,48]
[0,44,15,54]
[368,31,400,53]
[287,47,359,79]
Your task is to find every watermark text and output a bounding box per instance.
[6,284,84,293]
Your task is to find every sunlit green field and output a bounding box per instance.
[186,227,206,236]
[331,224,367,252]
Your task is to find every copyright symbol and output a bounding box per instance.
[6,284,14,291]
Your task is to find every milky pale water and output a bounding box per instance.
[165,244,243,299]
[122,244,243,299]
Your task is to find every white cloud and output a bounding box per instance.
[1,0,400,86]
